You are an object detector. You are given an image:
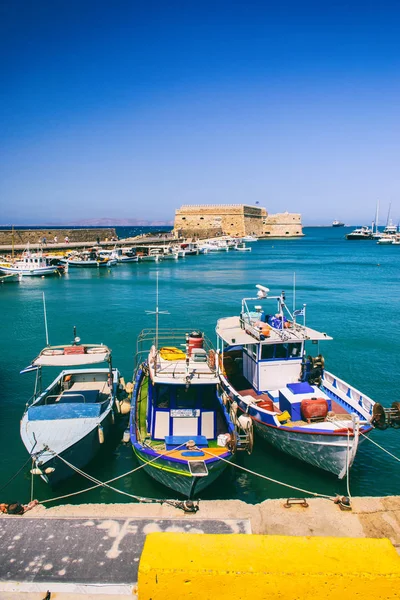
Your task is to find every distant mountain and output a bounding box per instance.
[70,218,174,227]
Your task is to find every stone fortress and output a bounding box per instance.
[173,204,303,239]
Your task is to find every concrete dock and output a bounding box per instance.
[0,495,399,598]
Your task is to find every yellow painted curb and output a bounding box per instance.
[138,533,400,599]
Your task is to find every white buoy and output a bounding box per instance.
[30,467,43,475]
[98,425,105,444]
[122,429,130,443]
[119,400,131,415]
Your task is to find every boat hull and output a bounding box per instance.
[132,444,233,497]
[252,418,364,478]
[30,408,114,486]
[0,266,60,276]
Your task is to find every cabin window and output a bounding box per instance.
[288,343,302,358]
[261,344,275,360]
[275,344,288,359]
[200,386,215,409]
[155,385,170,408]
[248,344,257,359]
[175,386,197,409]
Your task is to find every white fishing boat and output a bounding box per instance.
[137,247,164,262]
[61,250,114,268]
[20,329,121,486]
[180,242,199,256]
[0,248,64,277]
[215,284,382,479]
[242,235,259,241]
[234,243,251,252]
[99,248,139,263]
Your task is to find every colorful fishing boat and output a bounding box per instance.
[20,332,121,485]
[130,328,238,497]
[216,284,378,479]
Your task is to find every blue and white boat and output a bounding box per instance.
[20,337,121,485]
[216,284,376,479]
[130,328,237,497]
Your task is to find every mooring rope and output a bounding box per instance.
[360,431,400,463]
[38,442,188,505]
[201,448,334,500]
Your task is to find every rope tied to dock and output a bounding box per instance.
[37,442,195,510]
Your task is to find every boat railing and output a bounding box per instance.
[44,393,87,404]
[135,328,216,372]
[323,370,374,418]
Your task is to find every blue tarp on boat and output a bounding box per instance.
[28,403,102,421]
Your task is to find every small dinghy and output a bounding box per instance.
[20,332,121,485]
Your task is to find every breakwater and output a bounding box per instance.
[0,227,117,246]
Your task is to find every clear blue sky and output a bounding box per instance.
[1,1,400,225]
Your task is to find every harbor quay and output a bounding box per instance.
[1,495,399,599]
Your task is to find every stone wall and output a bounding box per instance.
[0,228,117,245]
[263,212,303,237]
[173,205,303,238]
[174,204,267,238]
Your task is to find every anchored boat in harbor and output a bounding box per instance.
[215,284,380,479]
[0,248,64,277]
[20,331,121,485]
[130,328,239,497]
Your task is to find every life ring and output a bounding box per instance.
[208,349,216,369]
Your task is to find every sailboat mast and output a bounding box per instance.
[375,201,379,234]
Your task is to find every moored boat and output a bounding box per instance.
[61,249,114,268]
[130,328,238,497]
[234,242,251,252]
[20,334,121,485]
[0,248,64,277]
[345,226,373,240]
[215,284,378,479]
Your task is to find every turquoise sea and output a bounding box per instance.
[1,226,399,506]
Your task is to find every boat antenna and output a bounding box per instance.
[43,292,49,346]
[293,272,296,313]
[145,271,169,350]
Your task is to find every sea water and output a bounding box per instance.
[1,226,399,505]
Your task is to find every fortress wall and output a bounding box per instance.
[174,205,303,238]
[263,213,303,237]
[174,205,267,238]
[0,228,117,245]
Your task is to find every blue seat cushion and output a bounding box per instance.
[165,435,208,450]
[287,382,314,395]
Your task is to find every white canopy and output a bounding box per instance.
[32,345,110,367]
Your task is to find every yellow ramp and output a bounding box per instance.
[138,533,400,600]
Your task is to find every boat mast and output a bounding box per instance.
[11,225,14,260]
[386,202,392,228]
[43,292,49,346]
[146,271,168,352]
[375,200,379,234]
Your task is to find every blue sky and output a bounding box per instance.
[1,1,400,225]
